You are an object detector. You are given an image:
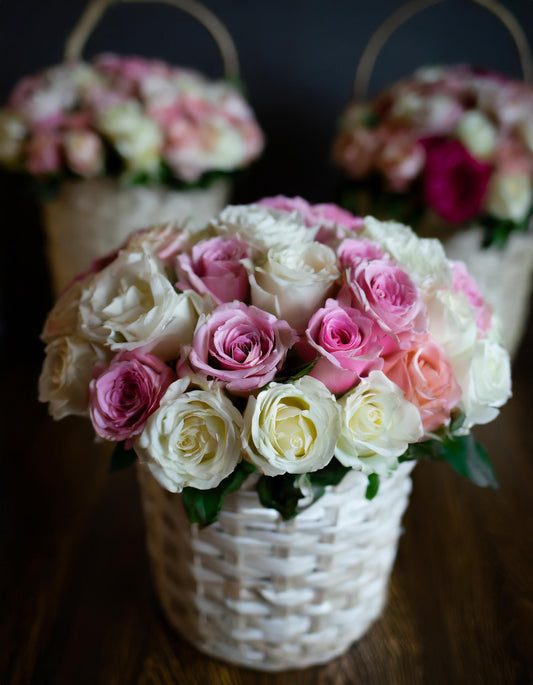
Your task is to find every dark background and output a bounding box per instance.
[1,2,533,683]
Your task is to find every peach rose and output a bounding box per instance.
[382,334,461,432]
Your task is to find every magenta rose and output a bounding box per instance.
[422,137,492,224]
[89,350,175,444]
[347,259,426,338]
[337,238,384,270]
[305,297,383,394]
[451,260,492,335]
[188,302,298,393]
[176,237,250,304]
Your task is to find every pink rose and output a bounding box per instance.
[258,196,362,231]
[338,238,384,270]
[376,132,425,191]
[63,130,104,177]
[89,350,175,444]
[421,137,492,224]
[188,302,298,393]
[451,260,492,335]
[305,297,383,394]
[382,334,461,432]
[26,132,61,175]
[332,129,380,178]
[257,196,363,245]
[176,237,250,304]
[347,259,426,338]
[494,136,533,176]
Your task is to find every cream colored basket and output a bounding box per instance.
[43,0,239,295]
[42,177,230,294]
[137,460,415,672]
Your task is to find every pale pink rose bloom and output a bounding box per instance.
[382,334,462,432]
[348,259,426,339]
[63,130,104,177]
[89,350,175,444]
[9,74,46,108]
[26,132,61,175]
[257,196,362,244]
[332,128,381,178]
[493,136,533,176]
[176,237,250,304]
[305,297,383,394]
[95,54,170,86]
[451,260,492,335]
[337,238,384,270]
[188,302,298,394]
[376,132,425,191]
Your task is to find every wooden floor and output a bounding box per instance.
[1,300,532,684]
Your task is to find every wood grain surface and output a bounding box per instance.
[1,309,532,685]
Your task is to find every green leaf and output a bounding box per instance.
[440,434,499,489]
[110,442,137,472]
[256,473,305,521]
[400,434,498,489]
[181,460,256,527]
[361,111,379,129]
[309,459,351,487]
[401,438,445,462]
[449,409,466,434]
[256,458,352,520]
[365,473,380,500]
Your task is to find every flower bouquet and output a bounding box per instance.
[333,63,533,356]
[0,0,263,294]
[38,196,511,670]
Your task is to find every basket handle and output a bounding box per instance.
[353,0,533,100]
[64,0,240,79]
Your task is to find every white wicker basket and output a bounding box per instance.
[41,177,230,295]
[137,460,415,672]
[445,227,533,357]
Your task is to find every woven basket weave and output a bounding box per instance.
[41,177,230,295]
[137,460,415,671]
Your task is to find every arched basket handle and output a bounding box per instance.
[353,0,533,100]
[64,0,239,79]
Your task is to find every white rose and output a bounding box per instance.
[457,338,512,427]
[456,110,497,160]
[249,242,339,331]
[363,216,452,294]
[98,102,162,173]
[0,111,26,165]
[392,93,462,133]
[38,336,109,420]
[213,204,317,256]
[335,370,423,476]
[426,288,478,365]
[79,248,207,360]
[64,130,104,177]
[135,378,243,492]
[41,274,94,343]
[201,120,247,169]
[485,172,532,222]
[242,376,341,476]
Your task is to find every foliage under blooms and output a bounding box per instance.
[39,198,511,523]
[333,65,533,244]
[0,55,264,185]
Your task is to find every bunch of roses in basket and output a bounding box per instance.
[0,54,263,184]
[333,65,533,244]
[39,197,511,523]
